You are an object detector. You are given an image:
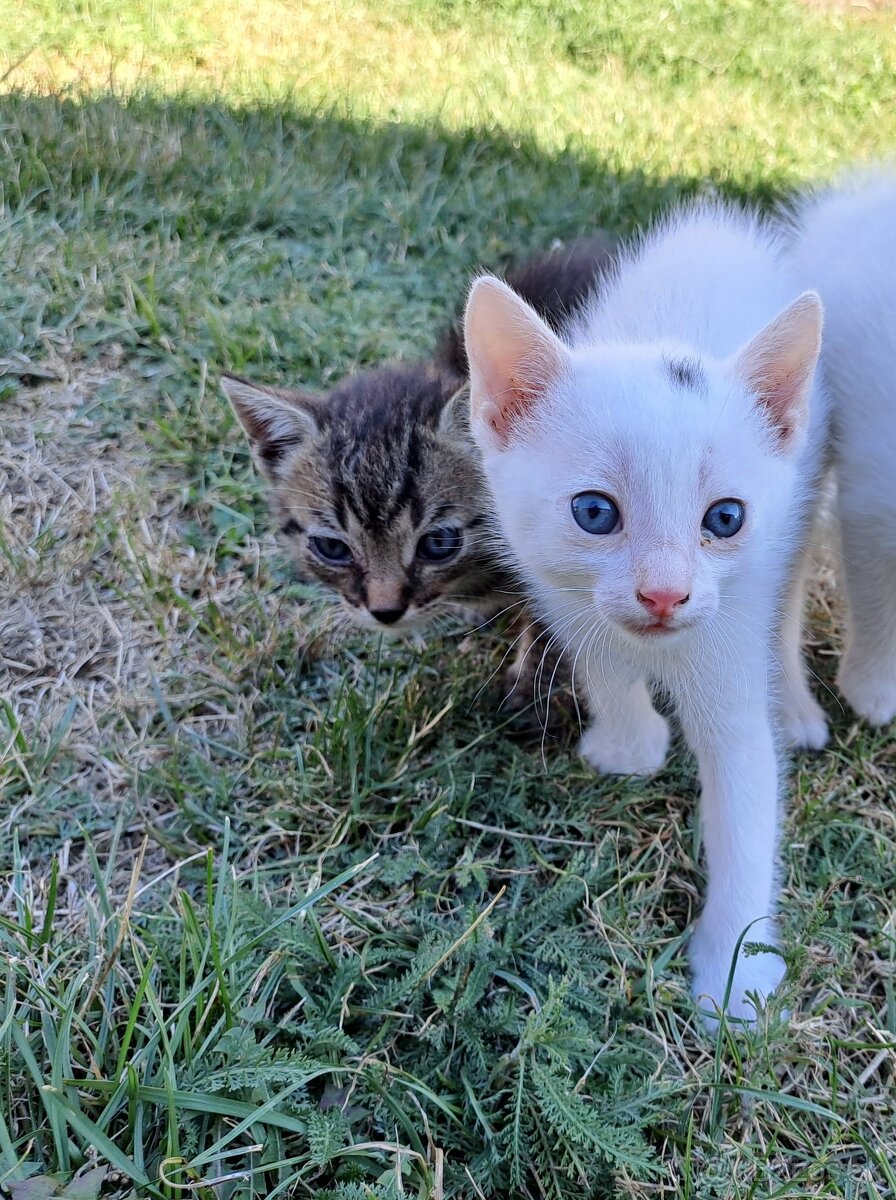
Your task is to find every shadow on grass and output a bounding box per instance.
[0,89,788,383]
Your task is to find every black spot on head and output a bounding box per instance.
[665,355,705,391]
[280,518,303,536]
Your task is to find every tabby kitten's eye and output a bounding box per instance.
[310,534,353,565]
[702,499,745,539]
[571,492,620,535]
[417,527,462,562]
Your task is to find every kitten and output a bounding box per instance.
[788,171,896,727]
[222,238,614,640]
[464,203,828,1020]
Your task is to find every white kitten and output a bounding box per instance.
[789,171,896,727]
[464,203,828,1022]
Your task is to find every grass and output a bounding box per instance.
[1,0,896,1196]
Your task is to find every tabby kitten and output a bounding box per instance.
[222,237,614,635]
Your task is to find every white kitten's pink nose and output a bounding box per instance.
[637,589,690,620]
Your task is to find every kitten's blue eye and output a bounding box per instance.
[571,492,620,535]
[417,527,462,562]
[310,535,353,565]
[702,499,745,539]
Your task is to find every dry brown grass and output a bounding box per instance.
[2,359,149,731]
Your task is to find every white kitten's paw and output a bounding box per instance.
[689,923,785,1029]
[837,659,896,727]
[578,710,670,777]
[779,689,829,751]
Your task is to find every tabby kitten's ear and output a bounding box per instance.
[437,383,472,438]
[464,275,569,449]
[221,373,323,479]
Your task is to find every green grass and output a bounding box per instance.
[1,1,896,1196]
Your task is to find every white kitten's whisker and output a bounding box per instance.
[531,603,589,687]
[464,598,531,631]
[538,610,598,760]
[529,610,587,716]
[528,602,592,701]
[562,623,600,746]
[726,601,842,711]
[564,622,600,739]
[713,620,748,713]
[576,620,611,734]
[467,599,581,711]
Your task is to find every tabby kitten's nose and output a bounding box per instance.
[369,607,407,626]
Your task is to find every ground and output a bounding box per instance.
[1,2,896,1197]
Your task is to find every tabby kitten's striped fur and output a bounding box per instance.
[223,237,614,636]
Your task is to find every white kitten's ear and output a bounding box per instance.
[464,275,569,448]
[222,374,322,479]
[731,291,823,451]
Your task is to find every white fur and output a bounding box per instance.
[788,171,896,726]
[465,203,830,1023]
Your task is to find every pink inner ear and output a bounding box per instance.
[481,366,557,445]
[489,378,540,434]
[732,292,822,449]
[760,367,802,443]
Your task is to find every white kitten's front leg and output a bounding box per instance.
[577,651,669,777]
[776,551,829,750]
[836,507,896,727]
[678,667,785,1024]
